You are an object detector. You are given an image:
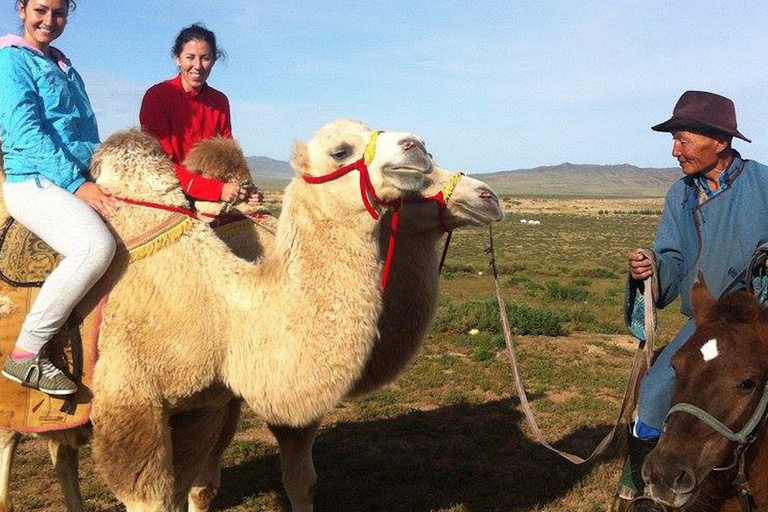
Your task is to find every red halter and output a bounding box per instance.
[301,131,402,290]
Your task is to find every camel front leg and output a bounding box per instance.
[0,431,20,512]
[92,403,180,512]
[268,421,321,512]
[47,439,84,512]
[187,399,242,512]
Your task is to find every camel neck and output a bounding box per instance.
[224,181,386,426]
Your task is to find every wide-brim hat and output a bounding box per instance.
[652,90,751,142]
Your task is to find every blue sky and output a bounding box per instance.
[3,0,768,173]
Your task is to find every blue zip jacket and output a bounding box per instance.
[0,34,99,193]
[654,152,768,316]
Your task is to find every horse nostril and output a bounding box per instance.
[672,466,696,494]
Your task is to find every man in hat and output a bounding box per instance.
[618,91,764,511]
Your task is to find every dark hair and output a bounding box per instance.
[17,0,77,12]
[171,23,225,61]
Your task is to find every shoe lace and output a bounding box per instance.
[38,358,65,380]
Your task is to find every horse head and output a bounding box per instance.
[643,275,768,508]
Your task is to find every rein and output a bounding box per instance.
[665,381,768,511]
[487,226,656,464]
[107,195,198,219]
[300,131,403,290]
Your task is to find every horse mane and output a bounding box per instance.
[709,291,762,325]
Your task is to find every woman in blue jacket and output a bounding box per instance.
[0,0,115,395]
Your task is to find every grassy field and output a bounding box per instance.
[8,197,689,512]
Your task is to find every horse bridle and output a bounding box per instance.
[664,379,768,512]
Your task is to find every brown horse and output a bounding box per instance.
[642,278,768,511]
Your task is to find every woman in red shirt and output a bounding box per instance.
[140,24,259,203]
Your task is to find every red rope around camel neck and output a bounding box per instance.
[302,154,402,290]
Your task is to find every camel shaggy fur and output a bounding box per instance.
[87,119,431,511]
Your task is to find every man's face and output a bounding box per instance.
[671,130,727,176]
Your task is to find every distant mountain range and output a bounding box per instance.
[246,156,294,179]
[476,162,682,197]
[246,157,682,197]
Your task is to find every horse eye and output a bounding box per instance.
[738,379,757,392]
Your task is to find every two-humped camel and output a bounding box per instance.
[0,119,433,512]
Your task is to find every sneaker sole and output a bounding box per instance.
[1,370,77,396]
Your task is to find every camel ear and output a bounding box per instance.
[291,141,310,175]
[691,272,716,325]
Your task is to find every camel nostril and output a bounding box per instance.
[479,188,497,202]
[400,137,423,152]
[672,466,696,494]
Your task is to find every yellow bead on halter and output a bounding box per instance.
[442,172,463,201]
[363,130,381,166]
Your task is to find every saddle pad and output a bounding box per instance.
[0,283,102,432]
[0,218,61,286]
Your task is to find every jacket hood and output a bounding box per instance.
[0,34,68,69]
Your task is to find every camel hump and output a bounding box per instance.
[90,128,168,180]
[183,136,251,184]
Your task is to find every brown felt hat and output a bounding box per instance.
[652,90,751,142]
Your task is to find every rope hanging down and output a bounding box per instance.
[487,225,655,464]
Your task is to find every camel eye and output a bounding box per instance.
[330,146,351,161]
[738,379,757,393]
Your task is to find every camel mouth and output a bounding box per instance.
[450,199,504,225]
[382,166,432,192]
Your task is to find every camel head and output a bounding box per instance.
[291,119,433,217]
[90,129,188,207]
[398,167,504,233]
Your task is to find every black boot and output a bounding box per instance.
[615,434,664,512]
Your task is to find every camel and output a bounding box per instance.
[0,119,434,512]
[265,169,504,511]
[0,134,504,512]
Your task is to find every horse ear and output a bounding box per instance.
[291,141,310,176]
[691,272,716,324]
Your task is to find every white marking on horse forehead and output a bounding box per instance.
[700,338,719,362]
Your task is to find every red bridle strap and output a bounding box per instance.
[108,195,198,219]
[302,157,397,220]
[301,132,403,290]
[403,190,453,272]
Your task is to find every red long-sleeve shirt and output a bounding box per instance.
[139,74,232,201]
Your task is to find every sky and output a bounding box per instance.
[3,0,768,173]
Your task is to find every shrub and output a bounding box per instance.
[546,281,590,302]
[434,298,566,337]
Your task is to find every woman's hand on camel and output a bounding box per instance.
[220,182,244,203]
[628,249,653,281]
[220,182,264,205]
[75,182,117,219]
